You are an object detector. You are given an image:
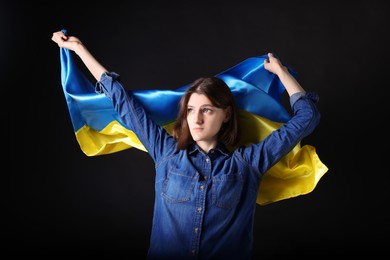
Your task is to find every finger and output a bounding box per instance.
[52,31,65,41]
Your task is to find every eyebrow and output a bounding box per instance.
[187,104,215,108]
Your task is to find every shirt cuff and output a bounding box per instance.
[289,91,320,108]
[289,92,306,107]
[95,72,120,94]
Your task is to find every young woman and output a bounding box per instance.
[52,30,320,259]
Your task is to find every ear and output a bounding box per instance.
[223,107,231,123]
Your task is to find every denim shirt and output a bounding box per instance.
[95,72,320,259]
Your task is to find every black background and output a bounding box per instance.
[4,0,389,258]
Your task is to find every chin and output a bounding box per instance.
[192,137,201,142]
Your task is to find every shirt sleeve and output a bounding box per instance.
[95,72,177,162]
[239,91,321,176]
[289,91,306,107]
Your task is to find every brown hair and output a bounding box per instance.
[173,77,239,150]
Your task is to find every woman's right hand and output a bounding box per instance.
[51,31,83,52]
[51,30,108,81]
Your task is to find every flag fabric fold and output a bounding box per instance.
[58,47,328,205]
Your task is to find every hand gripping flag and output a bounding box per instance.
[58,45,328,205]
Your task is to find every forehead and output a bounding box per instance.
[188,93,213,106]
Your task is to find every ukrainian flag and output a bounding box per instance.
[58,47,328,205]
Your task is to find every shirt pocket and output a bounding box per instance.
[161,170,197,203]
[212,173,243,210]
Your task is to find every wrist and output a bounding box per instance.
[275,65,290,79]
[74,42,86,56]
[275,65,288,78]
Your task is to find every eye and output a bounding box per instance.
[202,108,212,114]
[187,108,194,114]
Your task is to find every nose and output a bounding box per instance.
[193,111,203,124]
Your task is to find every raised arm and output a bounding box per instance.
[263,52,305,96]
[51,30,107,81]
[241,53,320,175]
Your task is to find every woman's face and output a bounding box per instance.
[187,93,229,149]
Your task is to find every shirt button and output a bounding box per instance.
[194,227,199,233]
[200,185,204,190]
[192,250,195,255]
[197,207,202,212]
[206,158,209,163]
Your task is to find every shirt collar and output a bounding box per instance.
[188,143,231,157]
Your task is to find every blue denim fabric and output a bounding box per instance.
[95,72,320,259]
